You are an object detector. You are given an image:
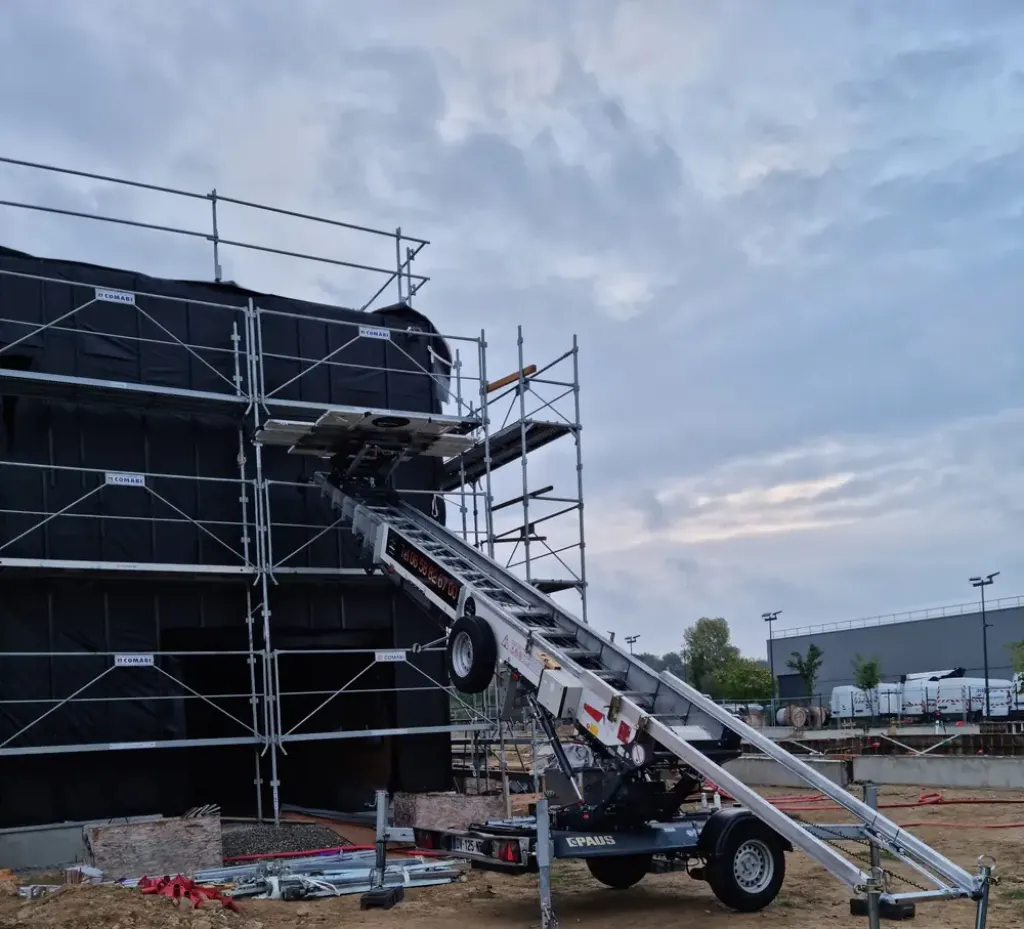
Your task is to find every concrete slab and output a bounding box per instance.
[723,755,850,788]
[758,724,981,742]
[853,755,1024,790]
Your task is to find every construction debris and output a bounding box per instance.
[138,874,240,910]
[231,859,464,901]
[12,848,467,906]
[393,791,506,831]
[87,814,223,877]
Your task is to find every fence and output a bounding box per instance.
[0,154,428,310]
[774,595,1024,639]
[717,682,1024,731]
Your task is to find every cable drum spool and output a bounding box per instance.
[776,705,811,728]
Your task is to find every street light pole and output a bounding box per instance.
[969,572,999,719]
[624,634,639,654]
[762,611,782,692]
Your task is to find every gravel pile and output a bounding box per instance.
[222,823,351,859]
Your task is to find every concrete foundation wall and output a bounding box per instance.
[853,755,1024,790]
[0,815,161,872]
[723,755,850,788]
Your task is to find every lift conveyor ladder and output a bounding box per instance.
[314,473,989,909]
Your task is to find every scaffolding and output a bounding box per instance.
[0,156,587,822]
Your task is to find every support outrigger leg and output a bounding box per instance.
[975,857,996,929]
[536,796,558,929]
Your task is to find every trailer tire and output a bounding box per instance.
[585,854,652,889]
[705,818,785,912]
[446,616,497,694]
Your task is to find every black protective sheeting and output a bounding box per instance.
[0,247,454,826]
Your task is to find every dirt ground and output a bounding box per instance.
[2,786,1023,929]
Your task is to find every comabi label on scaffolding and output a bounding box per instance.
[95,287,136,306]
[114,654,155,667]
[358,325,391,341]
[105,471,146,487]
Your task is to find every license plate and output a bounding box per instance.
[452,836,484,855]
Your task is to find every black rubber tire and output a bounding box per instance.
[706,819,786,912]
[445,616,497,694]
[585,854,652,889]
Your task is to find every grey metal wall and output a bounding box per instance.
[768,606,1024,696]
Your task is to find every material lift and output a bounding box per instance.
[256,404,997,927]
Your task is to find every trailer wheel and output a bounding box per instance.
[706,820,785,912]
[585,854,652,889]
[446,616,497,694]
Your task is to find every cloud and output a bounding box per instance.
[582,406,1024,649]
[0,0,1022,662]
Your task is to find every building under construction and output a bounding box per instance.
[0,157,588,828]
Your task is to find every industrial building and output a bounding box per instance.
[768,598,1024,700]
[0,157,588,829]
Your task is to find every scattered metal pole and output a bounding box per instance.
[535,797,558,929]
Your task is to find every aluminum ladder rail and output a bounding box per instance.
[315,475,983,904]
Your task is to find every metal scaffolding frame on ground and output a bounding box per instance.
[0,156,587,823]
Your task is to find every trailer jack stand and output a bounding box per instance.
[974,856,996,929]
[849,869,920,925]
[361,789,405,911]
[536,797,558,929]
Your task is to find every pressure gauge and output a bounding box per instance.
[628,741,648,767]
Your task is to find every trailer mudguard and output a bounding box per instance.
[698,807,793,856]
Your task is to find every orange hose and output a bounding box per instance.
[704,782,1024,812]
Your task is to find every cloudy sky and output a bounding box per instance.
[1,0,1021,656]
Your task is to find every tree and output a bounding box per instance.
[787,643,825,697]
[636,651,684,676]
[1006,641,1024,691]
[636,652,666,672]
[710,657,774,702]
[662,651,685,677]
[851,654,882,691]
[682,617,739,693]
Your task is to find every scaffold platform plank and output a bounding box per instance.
[256,406,480,473]
[438,420,572,491]
[531,578,582,594]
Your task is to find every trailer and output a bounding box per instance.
[256,406,998,928]
[414,805,790,912]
